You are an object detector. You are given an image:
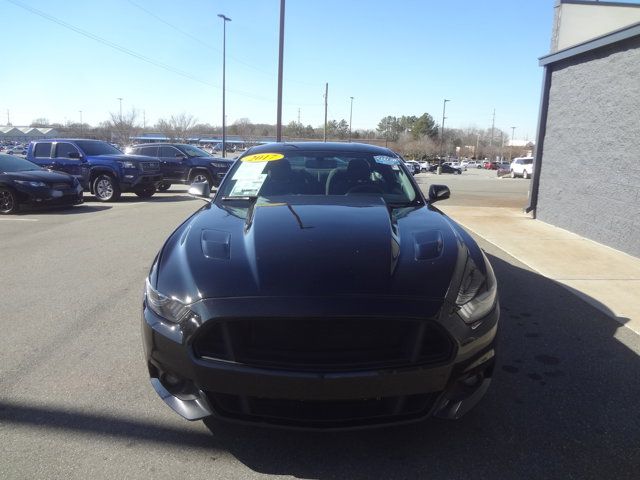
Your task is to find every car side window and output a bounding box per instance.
[160,146,180,158]
[140,146,158,157]
[55,143,79,158]
[33,143,52,158]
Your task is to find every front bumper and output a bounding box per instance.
[120,173,163,191]
[15,183,84,208]
[142,296,498,429]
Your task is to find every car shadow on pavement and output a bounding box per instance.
[15,205,112,215]
[84,195,197,204]
[0,254,638,479]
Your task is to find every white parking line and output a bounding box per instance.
[0,218,39,222]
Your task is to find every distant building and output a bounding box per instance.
[0,126,58,142]
[528,0,640,257]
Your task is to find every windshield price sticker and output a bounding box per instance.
[229,175,267,196]
[374,155,400,166]
[241,153,284,163]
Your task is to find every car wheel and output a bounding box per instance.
[455,170,461,175]
[157,182,171,192]
[134,185,156,198]
[0,187,18,214]
[510,170,516,178]
[523,170,529,179]
[190,171,213,188]
[93,174,121,202]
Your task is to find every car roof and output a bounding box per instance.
[130,143,192,147]
[245,142,399,156]
[33,139,104,143]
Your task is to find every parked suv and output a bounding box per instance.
[26,139,162,201]
[510,157,534,179]
[127,143,234,191]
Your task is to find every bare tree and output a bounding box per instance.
[109,109,140,145]
[234,118,257,146]
[155,118,176,142]
[170,113,197,142]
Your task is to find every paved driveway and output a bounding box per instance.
[0,185,638,479]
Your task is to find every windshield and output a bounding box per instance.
[180,144,212,158]
[75,141,122,156]
[217,151,420,205]
[0,154,41,172]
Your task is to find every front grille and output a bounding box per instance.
[193,317,454,372]
[207,391,438,428]
[140,161,159,171]
[50,182,70,190]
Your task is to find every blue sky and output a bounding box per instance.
[2,0,555,139]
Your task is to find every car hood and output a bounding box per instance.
[2,169,74,183]
[155,196,465,303]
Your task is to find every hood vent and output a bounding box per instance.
[414,230,444,260]
[201,229,231,260]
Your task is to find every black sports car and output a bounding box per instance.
[0,154,83,214]
[428,163,462,174]
[142,142,499,429]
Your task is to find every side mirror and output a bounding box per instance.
[68,151,81,159]
[428,184,450,203]
[188,181,211,200]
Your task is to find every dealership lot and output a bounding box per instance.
[1,174,639,479]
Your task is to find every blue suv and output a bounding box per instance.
[26,139,162,201]
[127,143,234,191]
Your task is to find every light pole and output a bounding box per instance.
[348,96,354,142]
[79,110,83,136]
[116,98,123,120]
[475,133,480,160]
[510,126,516,161]
[276,0,285,142]
[439,99,450,174]
[218,14,231,157]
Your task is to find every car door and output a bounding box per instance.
[159,146,188,182]
[53,142,87,182]
[31,142,55,169]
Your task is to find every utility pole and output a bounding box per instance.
[79,110,83,136]
[6,109,10,125]
[510,126,516,161]
[348,96,354,142]
[276,0,285,142]
[117,98,123,120]
[143,110,146,129]
[475,133,480,160]
[297,108,300,124]
[439,99,450,173]
[490,108,495,147]
[218,13,231,157]
[323,83,328,142]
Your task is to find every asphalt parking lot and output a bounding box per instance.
[1,173,638,479]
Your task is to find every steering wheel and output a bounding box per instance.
[346,184,384,195]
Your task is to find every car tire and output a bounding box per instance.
[157,182,171,192]
[190,171,213,189]
[455,170,461,175]
[134,185,156,198]
[523,170,529,179]
[92,174,121,202]
[0,187,18,214]
[510,170,516,178]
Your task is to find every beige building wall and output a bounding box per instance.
[551,1,640,52]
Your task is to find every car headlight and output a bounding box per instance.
[210,162,228,168]
[145,278,193,323]
[15,180,46,187]
[118,161,136,169]
[455,251,497,324]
